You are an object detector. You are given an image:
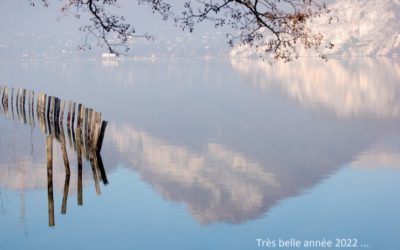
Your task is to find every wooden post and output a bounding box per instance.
[0,86,3,115]
[91,112,102,149]
[84,108,92,160]
[2,87,8,115]
[0,86,3,103]
[31,90,35,123]
[46,95,51,121]
[66,125,73,149]
[37,93,47,134]
[53,97,58,124]
[87,109,93,142]
[21,89,26,109]
[11,87,14,119]
[76,127,83,205]
[15,88,20,118]
[53,98,61,138]
[77,104,82,128]
[50,96,55,123]
[21,89,27,124]
[15,88,19,109]
[43,94,48,134]
[77,105,85,156]
[27,90,33,126]
[67,101,72,128]
[80,105,85,128]
[36,92,41,117]
[84,108,89,136]
[47,96,53,135]
[89,111,96,145]
[1,86,4,104]
[60,100,65,125]
[71,102,76,130]
[46,135,55,227]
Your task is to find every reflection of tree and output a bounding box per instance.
[231,58,400,117]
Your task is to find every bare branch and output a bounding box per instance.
[29,0,334,60]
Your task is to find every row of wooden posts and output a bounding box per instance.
[0,85,109,227]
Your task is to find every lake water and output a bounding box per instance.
[0,58,399,250]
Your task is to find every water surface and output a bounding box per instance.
[0,58,399,250]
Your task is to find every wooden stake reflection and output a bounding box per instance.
[46,136,55,227]
[0,85,111,227]
[76,127,83,206]
[60,128,70,214]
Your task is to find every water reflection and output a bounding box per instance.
[109,123,279,224]
[231,58,400,117]
[100,58,400,224]
[1,58,400,233]
[0,85,108,227]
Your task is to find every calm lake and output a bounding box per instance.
[0,58,399,250]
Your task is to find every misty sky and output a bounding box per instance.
[0,0,230,58]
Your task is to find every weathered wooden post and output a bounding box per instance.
[89,111,96,148]
[46,96,53,135]
[31,90,35,122]
[2,87,8,115]
[1,86,5,104]
[15,88,19,110]
[46,95,51,122]
[54,97,58,123]
[84,107,89,136]
[77,104,82,127]
[36,92,41,117]
[0,86,3,115]
[76,127,83,205]
[67,101,72,128]
[87,109,93,142]
[15,88,20,118]
[71,102,76,130]
[77,104,86,155]
[0,86,3,103]
[91,112,102,149]
[53,98,61,138]
[21,89,27,124]
[21,89,26,109]
[27,90,33,127]
[10,87,14,119]
[50,96,55,123]
[84,108,92,160]
[60,100,65,125]
[37,93,47,134]
[46,135,55,227]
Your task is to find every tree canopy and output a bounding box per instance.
[30,0,334,61]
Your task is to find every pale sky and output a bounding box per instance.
[0,0,232,59]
